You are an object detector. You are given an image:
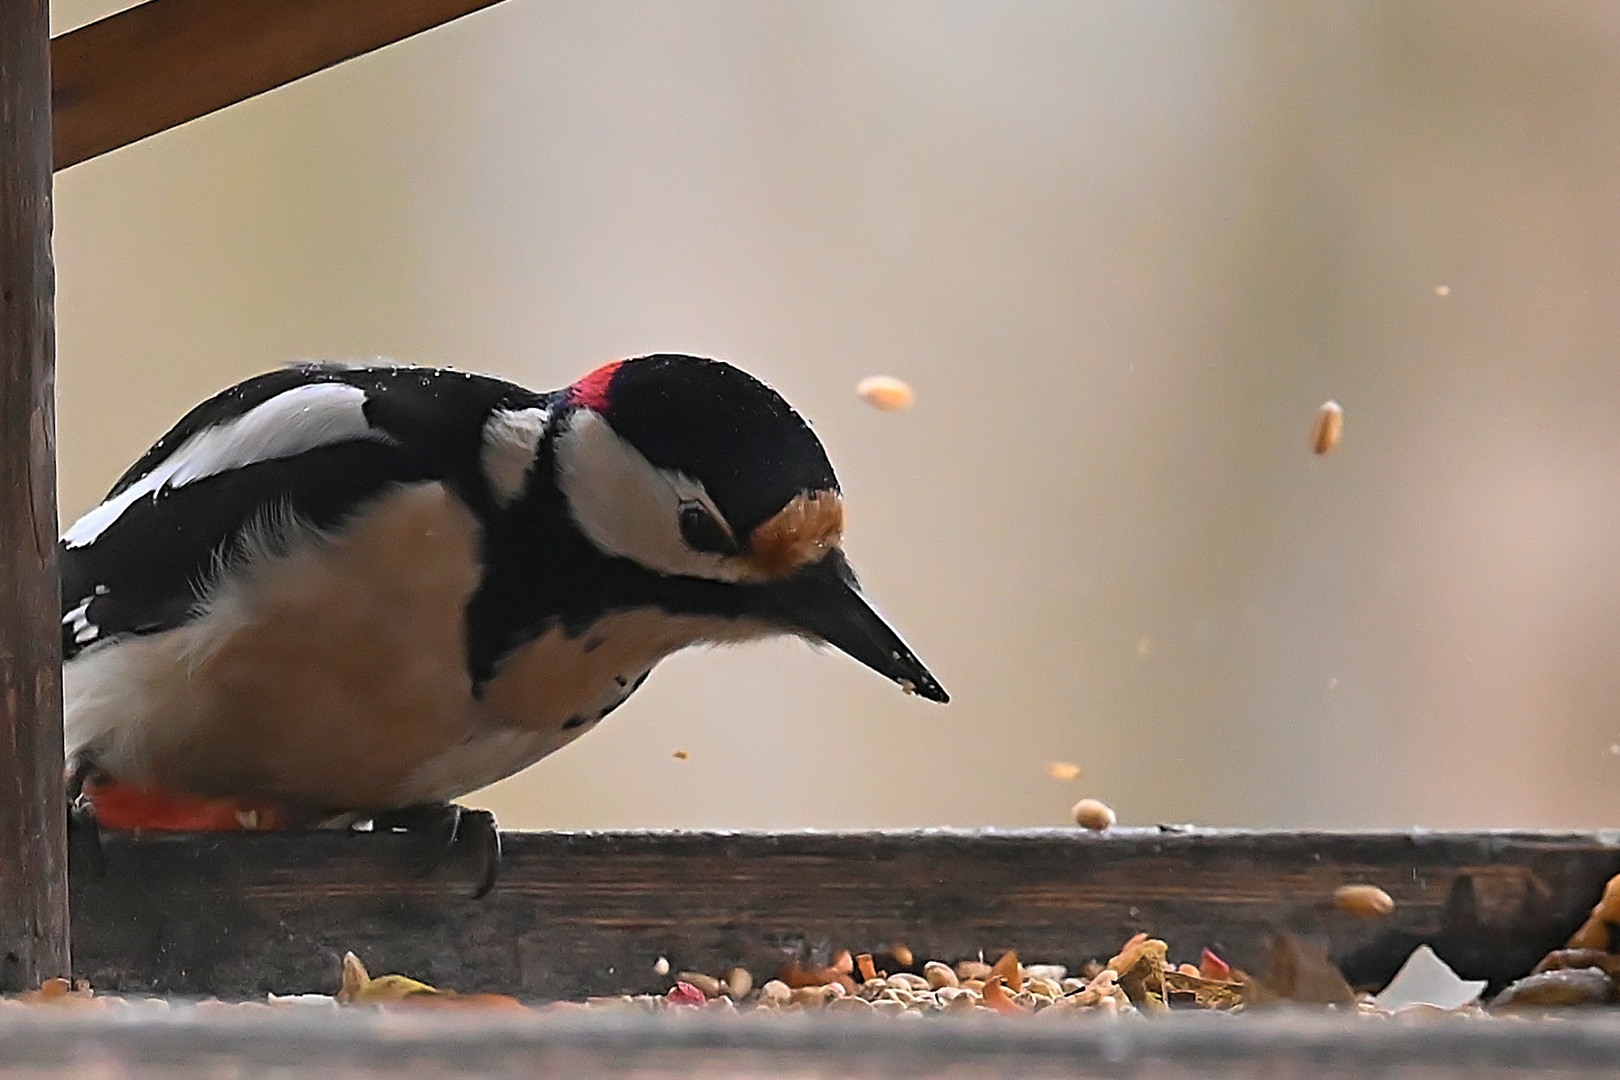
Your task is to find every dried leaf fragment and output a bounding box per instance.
[336,952,447,1004]
[1163,968,1248,1009]
[1533,949,1620,982]
[1312,400,1344,455]
[1492,967,1616,1009]
[1107,937,1169,1010]
[666,981,706,1007]
[855,375,915,412]
[1199,948,1231,982]
[1256,934,1354,1006]
[980,976,1026,1015]
[990,950,1022,993]
[1334,883,1395,918]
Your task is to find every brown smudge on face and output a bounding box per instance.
[743,490,844,577]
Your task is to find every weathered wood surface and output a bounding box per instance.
[68,829,1620,999]
[52,0,510,170]
[6,1008,1620,1080]
[0,0,69,993]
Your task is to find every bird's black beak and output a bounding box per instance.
[762,551,949,703]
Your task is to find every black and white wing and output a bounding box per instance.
[60,363,534,659]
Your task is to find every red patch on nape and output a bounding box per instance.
[568,360,624,412]
[85,776,293,832]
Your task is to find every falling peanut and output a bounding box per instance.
[855,375,915,412]
[1312,400,1344,455]
[1334,883,1394,918]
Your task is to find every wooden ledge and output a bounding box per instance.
[69,828,1620,999]
[5,1007,1620,1078]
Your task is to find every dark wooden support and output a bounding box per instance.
[68,829,1620,999]
[0,0,68,993]
[52,0,510,170]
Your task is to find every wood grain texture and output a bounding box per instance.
[0,0,69,991]
[68,829,1620,998]
[51,0,510,170]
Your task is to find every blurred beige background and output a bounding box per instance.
[47,1,1620,830]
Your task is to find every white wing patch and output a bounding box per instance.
[63,383,389,549]
[63,584,108,646]
[480,406,551,506]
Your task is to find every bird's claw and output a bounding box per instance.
[367,803,501,899]
[65,760,107,880]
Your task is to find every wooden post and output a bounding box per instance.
[0,0,68,990]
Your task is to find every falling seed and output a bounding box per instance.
[1434,284,1450,297]
[1311,400,1344,455]
[1046,762,1082,781]
[855,375,915,412]
[672,750,689,760]
[1071,798,1116,832]
[1334,883,1395,918]
[1135,635,1152,658]
[654,956,671,976]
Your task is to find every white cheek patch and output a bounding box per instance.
[554,410,751,582]
[64,382,391,549]
[480,406,551,506]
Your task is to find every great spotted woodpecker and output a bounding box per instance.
[61,355,946,886]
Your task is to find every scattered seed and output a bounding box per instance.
[653,956,670,976]
[1046,761,1082,781]
[1334,884,1395,918]
[924,961,959,989]
[676,971,722,998]
[855,375,915,412]
[955,960,992,981]
[672,750,689,760]
[725,968,752,999]
[1072,798,1117,831]
[1312,400,1344,455]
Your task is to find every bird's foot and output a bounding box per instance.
[65,762,107,880]
[368,803,501,899]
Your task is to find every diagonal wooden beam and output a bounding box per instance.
[52,0,510,171]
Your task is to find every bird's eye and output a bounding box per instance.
[678,503,735,555]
